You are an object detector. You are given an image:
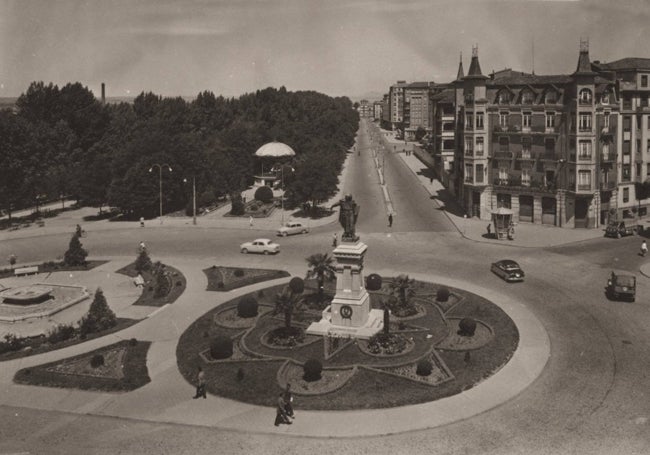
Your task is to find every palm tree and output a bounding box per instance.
[274,286,303,330]
[389,274,416,309]
[305,253,336,300]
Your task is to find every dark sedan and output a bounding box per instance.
[491,259,525,282]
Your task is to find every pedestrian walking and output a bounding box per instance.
[486,223,492,236]
[140,217,145,228]
[249,216,254,228]
[283,383,295,419]
[429,175,434,184]
[274,393,292,426]
[388,213,393,227]
[139,241,146,252]
[192,366,207,399]
[332,233,338,247]
[641,240,648,257]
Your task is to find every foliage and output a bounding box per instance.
[63,233,88,266]
[415,126,427,141]
[90,354,105,368]
[274,285,304,330]
[303,359,323,382]
[79,288,117,336]
[416,359,433,376]
[305,253,336,299]
[152,261,171,298]
[47,323,76,344]
[134,249,152,273]
[389,275,416,309]
[458,318,477,337]
[289,277,305,294]
[237,296,259,318]
[230,198,245,216]
[437,287,450,302]
[367,333,408,355]
[210,335,234,360]
[254,185,273,203]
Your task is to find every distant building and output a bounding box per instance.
[403,82,434,140]
[389,81,408,132]
[357,99,373,118]
[373,101,383,121]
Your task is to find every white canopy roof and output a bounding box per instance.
[254,141,296,157]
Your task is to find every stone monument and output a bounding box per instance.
[306,195,383,339]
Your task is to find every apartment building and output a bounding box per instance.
[389,81,408,132]
[403,82,433,140]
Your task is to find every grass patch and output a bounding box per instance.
[203,266,289,292]
[0,318,140,362]
[0,260,109,279]
[116,262,186,307]
[176,279,519,410]
[14,339,151,392]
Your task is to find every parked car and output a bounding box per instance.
[606,272,636,302]
[277,221,310,237]
[605,221,643,238]
[240,238,280,255]
[491,259,525,282]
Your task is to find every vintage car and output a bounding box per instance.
[240,238,280,255]
[605,221,643,238]
[490,259,525,282]
[276,221,310,237]
[607,272,636,302]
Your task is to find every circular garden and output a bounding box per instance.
[177,274,519,410]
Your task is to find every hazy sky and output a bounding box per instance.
[1,0,649,100]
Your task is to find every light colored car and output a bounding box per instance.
[240,238,280,255]
[277,221,310,237]
[490,259,525,282]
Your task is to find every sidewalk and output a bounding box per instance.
[370,122,605,248]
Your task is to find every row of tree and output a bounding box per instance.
[0,83,359,219]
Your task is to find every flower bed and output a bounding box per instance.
[203,266,290,292]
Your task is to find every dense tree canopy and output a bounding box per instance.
[4,83,358,218]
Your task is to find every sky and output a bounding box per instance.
[1,0,649,100]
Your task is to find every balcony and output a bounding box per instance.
[577,184,592,191]
[600,181,616,190]
[493,151,513,159]
[577,153,593,161]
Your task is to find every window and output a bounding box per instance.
[476,164,484,183]
[476,113,484,129]
[476,137,484,156]
[642,75,648,88]
[579,88,592,104]
[604,111,610,128]
[522,137,531,158]
[499,136,509,153]
[623,116,631,132]
[499,111,508,127]
[647,139,650,153]
[545,91,557,104]
[623,96,632,109]
[579,113,592,131]
[465,137,473,155]
[546,112,555,128]
[602,143,610,161]
[578,170,591,190]
[465,92,474,104]
[623,165,631,181]
[522,168,531,186]
[498,91,510,105]
[578,140,592,160]
[647,163,650,177]
[499,167,508,183]
[523,112,532,128]
[623,187,630,203]
[466,113,473,129]
[545,138,555,156]
[521,90,534,105]
[465,164,473,183]
[601,91,610,105]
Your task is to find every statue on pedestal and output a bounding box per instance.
[331,194,360,242]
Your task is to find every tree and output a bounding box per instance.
[152,261,171,298]
[79,288,117,335]
[274,285,304,330]
[134,249,152,272]
[389,274,416,309]
[287,153,339,213]
[63,232,88,266]
[415,126,427,141]
[305,253,336,300]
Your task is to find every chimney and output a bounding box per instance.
[101,83,105,104]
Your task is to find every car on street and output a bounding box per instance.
[491,259,525,282]
[240,238,280,255]
[604,220,643,238]
[277,221,310,236]
[607,272,636,302]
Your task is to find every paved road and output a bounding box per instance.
[1,119,650,454]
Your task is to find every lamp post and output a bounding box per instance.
[183,177,196,225]
[149,164,172,225]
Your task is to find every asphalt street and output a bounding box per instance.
[1,119,649,454]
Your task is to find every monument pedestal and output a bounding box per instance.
[306,240,383,340]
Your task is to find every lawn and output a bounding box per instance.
[203,266,289,292]
[176,279,519,410]
[116,262,186,306]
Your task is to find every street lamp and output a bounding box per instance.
[280,165,294,225]
[149,164,172,224]
[183,177,197,225]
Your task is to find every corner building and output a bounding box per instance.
[457,43,619,228]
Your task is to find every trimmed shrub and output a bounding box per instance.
[210,335,233,360]
[303,359,322,382]
[234,269,245,277]
[79,288,117,336]
[458,318,477,337]
[135,249,152,272]
[90,354,105,368]
[366,273,382,291]
[237,296,259,318]
[230,199,245,216]
[63,233,88,266]
[153,262,171,298]
[129,338,138,346]
[289,277,305,294]
[254,185,274,203]
[437,287,450,302]
[416,359,433,376]
[47,323,76,344]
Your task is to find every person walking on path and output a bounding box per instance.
[139,241,146,252]
[332,233,338,247]
[274,393,292,426]
[429,175,434,184]
[388,213,393,227]
[283,384,295,419]
[641,240,648,257]
[192,366,207,399]
[140,217,145,228]
[249,216,254,228]
[487,223,492,237]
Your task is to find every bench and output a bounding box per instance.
[14,266,39,276]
